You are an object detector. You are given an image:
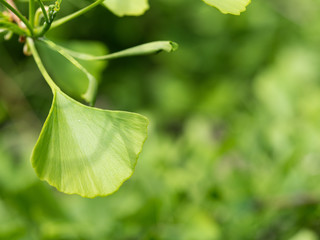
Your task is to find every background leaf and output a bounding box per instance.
[31,89,148,198]
[102,0,149,17]
[202,0,251,15]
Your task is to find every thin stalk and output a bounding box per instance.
[34,21,51,37]
[27,38,59,92]
[34,8,43,27]
[29,0,35,27]
[50,0,104,30]
[0,0,34,35]
[36,0,49,24]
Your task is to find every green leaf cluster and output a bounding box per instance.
[0,0,250,198]
[101,0,251,16]
[27,38,177,197]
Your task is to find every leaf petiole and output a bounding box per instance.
[34,5,57,37]
[36,0,49,24]
[27,38,59,92]
[50,0,104,30]
[29,0,35,27]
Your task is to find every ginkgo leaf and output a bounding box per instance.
[202,0,251,15]
[36,40,107,105]
[31,89,148,198]
[42,39,98,105]
[55,41,178,61]
[102,0,149,17]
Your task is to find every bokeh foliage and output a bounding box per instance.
[1,0,320,239]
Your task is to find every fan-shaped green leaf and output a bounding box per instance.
[202,0,251,15]
[102,0,149,17]
[31,89,148,198]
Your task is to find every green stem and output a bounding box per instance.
[34,8,43,27]
[0,0,34,35]
[29,0,35,27]
[50,0,104,30]
[27,38,59,92]
[36,0,49,24]
[34,21,51,37]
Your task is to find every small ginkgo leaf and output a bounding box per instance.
[102,0,149,17]
[36,40,106,105]
[202,0,251,15]
[59,41,179,61]
[38,39,103,105]
[31,89,148,198]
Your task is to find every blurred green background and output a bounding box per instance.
[2,0,320,239]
